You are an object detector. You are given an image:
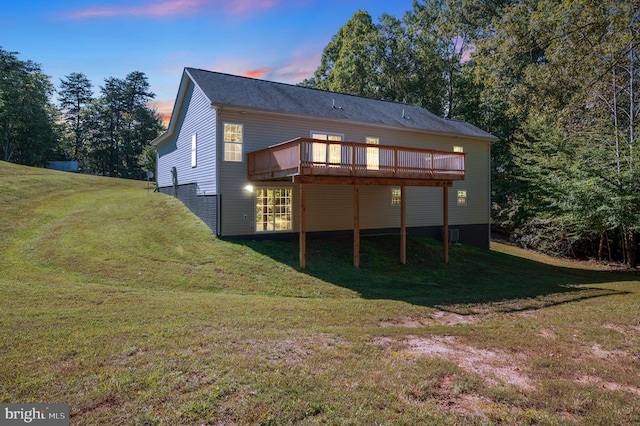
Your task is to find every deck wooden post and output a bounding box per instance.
[400,185,406,264]
[300,183,306,269]
[354,184,360,268]
[443,185,449,264]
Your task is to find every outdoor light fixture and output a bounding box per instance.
[244,184,254,192]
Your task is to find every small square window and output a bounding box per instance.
[391,188,401,205]
[457,190,467,206]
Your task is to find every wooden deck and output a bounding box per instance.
[247,138,465,185]
[247,137,464,269]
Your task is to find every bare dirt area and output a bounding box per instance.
[379,310,482,328]
[404,335,534,391]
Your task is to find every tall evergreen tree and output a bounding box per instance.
[86,72,162,178]
[59,72,93,170]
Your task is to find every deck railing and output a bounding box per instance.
[247,138,465,181]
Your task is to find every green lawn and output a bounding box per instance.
[1,161,638,425]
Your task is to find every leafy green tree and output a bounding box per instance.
[377,6,446,114]
[138,145,156,177]
[310,10,380,97]
[0,47,59,166]
[303,2,484,117]
[476,0,639,266]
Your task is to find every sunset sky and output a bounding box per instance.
[3,0,416,122]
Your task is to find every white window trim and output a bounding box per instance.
[391,187,401,206]
[191,133,197,168]
[310,131,344,165]
[366,136,380,170]
[457,190,467,206]
[310,131,344,141]
[223,122,244,162]
[255,187,293,233]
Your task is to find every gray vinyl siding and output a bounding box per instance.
[216,108,491,237]
[156,82,217,194]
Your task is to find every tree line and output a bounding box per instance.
[302,0,638,267]
[0,47,163,179]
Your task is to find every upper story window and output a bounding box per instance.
[366,137,379,170]
[310,131,344,165]
[224,123,243,162]
[191,133,197,168]
[311,131,343,141]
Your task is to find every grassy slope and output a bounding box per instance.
[1,161,638,425]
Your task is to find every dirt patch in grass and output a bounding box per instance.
[379,310,481,328]
[404,336,534,391]
[537,328,557,340]
[577,375,640,396]
[379,317,430,328]
[70,395,119,419]
[603,323,640,334]
[587,343,629,360]
[244,333,344,365]
[431,310,482,326]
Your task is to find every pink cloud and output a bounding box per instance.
[214,49,320,84]
[154,47,321,124]
[272,51,321,83]
[242,68,270,79]
[147,100,174,126]
[65,0,280,19]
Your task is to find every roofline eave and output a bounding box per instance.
[210,103,498,143]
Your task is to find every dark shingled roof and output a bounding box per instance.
[185,67,496,140]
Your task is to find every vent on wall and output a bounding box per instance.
[449,229,460,245]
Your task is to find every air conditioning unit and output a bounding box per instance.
[449,228,460,245]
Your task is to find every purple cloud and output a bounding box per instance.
[65,0,281,19]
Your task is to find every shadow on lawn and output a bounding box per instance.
[234,235,632,313]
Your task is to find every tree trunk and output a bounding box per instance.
[598,230,605,260]
[624,228,637,268]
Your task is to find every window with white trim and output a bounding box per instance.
[310,131,343,165]
[391,188,401,205]
[191,134,197,167]
[457,190,467,206]
[224,123,243,162]
[366,137,379,170]
[255,188,293,232]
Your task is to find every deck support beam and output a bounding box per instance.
[300,183,306,269]
[400,185,406,264]
[443,185,449,264]
[354,184,360,268]
[290,178,453,269]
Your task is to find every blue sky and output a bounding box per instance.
[2,0,416,121]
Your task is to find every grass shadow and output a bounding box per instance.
[233,235,633,313]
